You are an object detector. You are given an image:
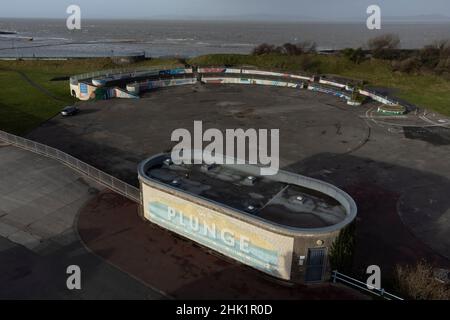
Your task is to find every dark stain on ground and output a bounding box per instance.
[403,126,450,146]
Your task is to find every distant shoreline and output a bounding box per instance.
[0,16,449,24]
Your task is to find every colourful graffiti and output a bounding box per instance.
[79,83,88,97]
[115,88,139,99]
[143,185,294,279]
[198,67,226,73]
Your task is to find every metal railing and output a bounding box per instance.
[0,130,141,203]
[332,270,404,300]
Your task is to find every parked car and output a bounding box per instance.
[61,106,79,117]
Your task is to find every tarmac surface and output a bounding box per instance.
[0,145,165,299]
[26,83,450,284]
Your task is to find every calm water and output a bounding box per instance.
[0,18,449,58]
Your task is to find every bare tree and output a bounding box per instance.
[297,41,317,53]
[280,43,302,55]
[367,34,401,51]
[252,43,280,55]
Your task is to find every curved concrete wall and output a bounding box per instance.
[70,66,413,110]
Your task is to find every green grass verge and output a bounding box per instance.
[0,58,180,135]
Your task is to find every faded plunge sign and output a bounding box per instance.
[142,184,294,280]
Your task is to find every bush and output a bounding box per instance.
[252,43,281,55]
[367,34,401,59]
[392,57,420,74]
[342,47,366,64]
[368,34,401,51]
[252,42,316,56]
[425,40,450,74]
[329,222,355,273]
[436,56,450,74]
[394,260,450,300]
[281,43,303,55]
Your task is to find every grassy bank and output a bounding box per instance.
[1,54,449,135]
[0,58,180,135]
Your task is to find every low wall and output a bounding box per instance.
[359,89,397,106]
[114,88,139,99]
[139,78,197,91]
[319,79,347,89]
[308,84,351,100]
[201,76,304,89]
[69,66,415,112]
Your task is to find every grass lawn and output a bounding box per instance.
[0,58,180,135]
[1,54,449,135]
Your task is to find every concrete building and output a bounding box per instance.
[138,152,357,284]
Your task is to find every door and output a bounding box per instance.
[305,248,326,283]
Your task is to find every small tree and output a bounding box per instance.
[391,57,420,74]
[329,222,356,273]
[427,40,450,74]
[342,48,366,64]
[368,34,400,51]
[367,34,400,59]
[252,43,280,55]
[252,42,316,56]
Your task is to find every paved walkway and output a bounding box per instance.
[0,145,165,299]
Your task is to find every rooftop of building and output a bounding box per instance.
[142,155,348,229]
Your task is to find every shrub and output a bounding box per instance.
[394,260,450,300]
[281,43,303,55]
[418,46,441,70]
[392,57,420,74]
[329,222,355,273]
[252,42,316,56]
[342,48,366,64]
[368,34,401,51]
[367,34,401,59]
[252,43,281,55]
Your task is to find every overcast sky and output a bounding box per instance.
[1,0,450,19]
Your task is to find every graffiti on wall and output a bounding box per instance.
[79,83,88,97]
[142,185,294,280]
[115,88,139,99]
[198,67,226,73]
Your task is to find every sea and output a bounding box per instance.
[0,18,449,58]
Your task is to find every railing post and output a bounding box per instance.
[332,270,337,283]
